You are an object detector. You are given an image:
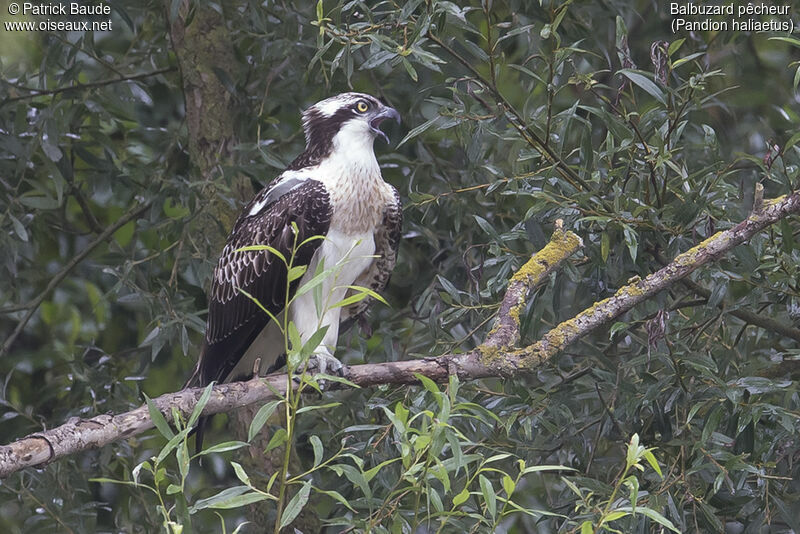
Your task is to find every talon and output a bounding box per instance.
[307,349,344,391]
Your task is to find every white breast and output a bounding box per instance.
[290,228,376,353]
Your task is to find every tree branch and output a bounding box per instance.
[0,202,151,357]
[652,252,800,344]
[482,220,583,351]
[0,68,176,105]
[0,224,579,477]
[486,188,800,373]
[1,188,798,478]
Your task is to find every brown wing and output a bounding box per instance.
[193,178,332,387]
[341,186,402,330]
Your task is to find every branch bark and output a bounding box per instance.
[654,252,800,344]
[0,224,580,478]
[1,188,798,478]
[489,188,800,373]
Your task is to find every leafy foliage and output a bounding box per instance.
[2,0,800,532]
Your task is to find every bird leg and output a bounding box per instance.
[307,347,346,390]
[308,347,344,375]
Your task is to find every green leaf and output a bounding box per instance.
[615,506,681,532]
[296,402,340,414]
[397,116,440,147]
[626,433,640,467]
[402,58,418,81]
[642,450,663,477]
[287,264,307,282]
[145,394,174,439]
[395,402,409,426]
[479,474,496,518]
[452,487,470,507]
[784,131,800,152]
[18,195,60,210]
[293,267,335,298]
[618,69,666,104]
[414,372,440,395]
[520,464,574,475]
[265,428,288,452]
[342,285,389,306]
[187,383,214,429]
[609,321,629,338]
[231,462,250,486]
[9,215,27,242]
[668,38,685,56]
[484,453,513,464]
[364,457,401,482]
[194,441,249,456]
[769,36,800,47]
[604,510,629,522]
[623,225,638,262]
[300,325,329,358]
[190,486,275,513]
[626,474,639,516]
[247,400,281,442]
[236,287,282,329]
[330,291,368,309]
[502,475,515,496]
[176,441,190,481]
[310,435,323,467]
[580,520,593,534]
[279,482,311,529]
[235,244,287,265]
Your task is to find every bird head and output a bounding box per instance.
[301,93,401,155]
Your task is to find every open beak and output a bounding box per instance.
[369,105,401,144]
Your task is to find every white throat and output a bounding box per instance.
[312,123,387,234]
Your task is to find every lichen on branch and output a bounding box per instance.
[0,189,798,479]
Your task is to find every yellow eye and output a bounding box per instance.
[356,100,369,113]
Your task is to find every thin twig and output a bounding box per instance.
[1,67,175,105]
[0,202,150,357]
[426,32,593,194]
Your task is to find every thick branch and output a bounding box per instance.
[485,189,800,373]
[0,224,581,478]
[1,189,798,478]
[482,220,583,350]
[653,251,800,344]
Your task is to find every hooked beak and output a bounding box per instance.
[369,105,401,144]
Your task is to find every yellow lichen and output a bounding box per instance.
[510,229,582,285]
[477,342,503,363]
[479,228,583,369]
[508,298,523,326]
[762,194,787,208]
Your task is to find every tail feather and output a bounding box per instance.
[184,345,210,455]
[184,327,288,455]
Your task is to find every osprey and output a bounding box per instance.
[187,93,402,446]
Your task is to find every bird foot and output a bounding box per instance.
[308,349,343,375]
[307,350,346,390]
